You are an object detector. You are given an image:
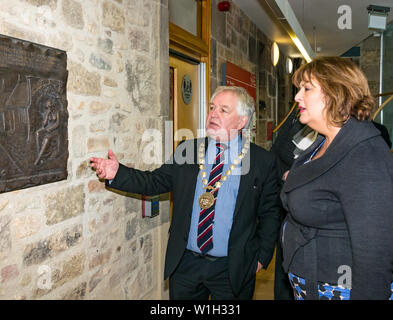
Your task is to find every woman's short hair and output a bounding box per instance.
[210,86,255,129]
[293,56,375,126]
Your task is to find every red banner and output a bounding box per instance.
[222,61,256,108]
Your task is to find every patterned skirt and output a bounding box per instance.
[288,272,393,300]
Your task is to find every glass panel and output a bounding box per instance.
[169,0,198,36]
[380,22,393,145]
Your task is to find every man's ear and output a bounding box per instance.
[238,115,248,129]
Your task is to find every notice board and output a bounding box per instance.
[221,61,256,108]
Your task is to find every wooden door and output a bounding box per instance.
[169,55,199,149]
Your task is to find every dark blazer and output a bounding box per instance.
[107,137,281,296]
[372,121,392,149]
[270,108,304,180]
[281,117,393,299]
[270,108,304,300]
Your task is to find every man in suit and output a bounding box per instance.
[90,86,281,299]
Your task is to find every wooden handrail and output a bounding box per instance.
[272,101,297,133]
[375,90,393,97]
[373,93,393,120]
[273,91,393,133]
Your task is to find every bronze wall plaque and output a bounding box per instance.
[0,35,68,193]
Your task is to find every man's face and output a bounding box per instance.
[206,91,248,142]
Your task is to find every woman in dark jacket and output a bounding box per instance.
[281,57,393,300]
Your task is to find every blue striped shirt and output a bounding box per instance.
[186,135,242,257]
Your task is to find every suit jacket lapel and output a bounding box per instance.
[233,143,255,219]
[183,137,208,215]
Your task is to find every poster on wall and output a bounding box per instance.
[221,61,257,141]
[221,61,257,106]
[0,34,68,193]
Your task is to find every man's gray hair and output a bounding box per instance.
[210,86,255,129]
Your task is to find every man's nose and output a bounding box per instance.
[209,106,219,117]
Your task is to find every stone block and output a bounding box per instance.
[88,249,111,270]
[62,0,84,29]
[49,31,73,52]
[89,101,111,115]
[87,137,110,153]
[125,57,155,113]
[103,77,118,87]
[110,113,129,133]
[76,160,92,179]
[268,74,276,97]
[62,282,87,300]
[68,61,101,96]
[12,214,41,240]
[90,120,107,133]
[52,253,85,289]
[256,120,267,145]
[0,200,9,212]
[125,218,137,241]
[88,212,110,233]
[88,180,105,193]
[124,270,145,300]
[72,125,86,158]
[23,0,57,9]
[211,0,226,40]
[89,53,112,71]
[89,265,110,293]
[98,38,113,55]
[0,215,11,254]
[124,197,140,215]
[23,224,83,266]
[1,264,19,283]
[44,185,85,225]
[126,1,151,28]
[249,36,256,64]
[20,273,32,287]
[142,233,152,263]
[102,1,125,33]
[129,29,150,53]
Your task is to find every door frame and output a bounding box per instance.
[169,0,211,127]
[169,49,207,139]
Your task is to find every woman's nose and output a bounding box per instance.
[295,89,303,103]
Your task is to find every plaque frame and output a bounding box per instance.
[0,34,69,193]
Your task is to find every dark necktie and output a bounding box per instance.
[197,143,225,254]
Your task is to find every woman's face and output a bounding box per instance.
[295,77,327,131]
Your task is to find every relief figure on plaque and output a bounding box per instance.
[34,97,61,165]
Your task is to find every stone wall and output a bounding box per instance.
[358,27,393,137]
[0,0,170,300]
[210,0,294,150]
[359,34,381,97]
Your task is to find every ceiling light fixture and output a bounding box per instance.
[286,57,293,74]
[271,42,280,66]
[290,36,312,63]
